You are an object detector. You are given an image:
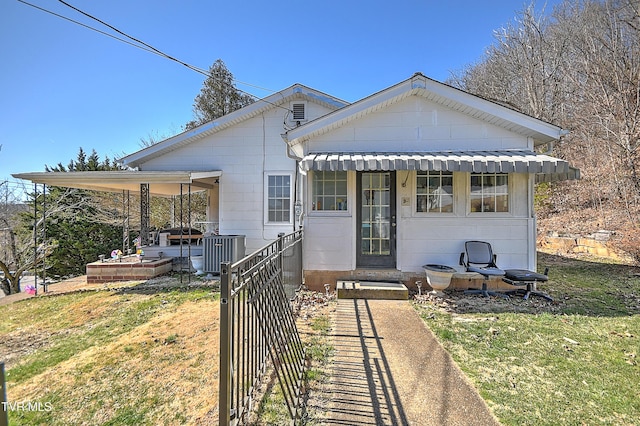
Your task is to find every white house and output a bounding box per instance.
[15,73,578,290]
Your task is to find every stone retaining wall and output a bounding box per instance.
[538,230,630,261]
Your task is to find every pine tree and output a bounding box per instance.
[185,59,255,130]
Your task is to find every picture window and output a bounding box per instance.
[416,171,453,213]
[470,173,509,213]
[312,171,348,211]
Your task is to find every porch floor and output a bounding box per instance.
[337,280,408,300]
[141,244,203,258]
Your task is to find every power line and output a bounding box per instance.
[16,0,160,57]
[16,0,291,112]
[55,0,276,95]
[56,0,211,79]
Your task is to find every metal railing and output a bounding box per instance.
[219,230,305,425]
[1,362,7,426]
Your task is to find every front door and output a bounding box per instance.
[356,172,396,268]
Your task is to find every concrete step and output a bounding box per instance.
[337,280,408,300]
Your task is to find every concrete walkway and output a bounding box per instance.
[325,299,500,425]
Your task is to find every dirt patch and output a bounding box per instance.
[115,275,219,294]
[0,329,55,368]
[293,291,337,425]
[413,288,560,316]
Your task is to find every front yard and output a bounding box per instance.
[414,252,640,425]
[1,280,220,425]
[1,252,638,425]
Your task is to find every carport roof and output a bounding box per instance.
[11,170,222,196]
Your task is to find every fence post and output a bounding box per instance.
[277,232,285,279]
[1,362,8,426]
[219,262,231,426]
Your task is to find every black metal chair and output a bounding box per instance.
[459,240,508,298]
[503,268,553,301]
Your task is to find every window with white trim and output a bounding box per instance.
[416,171,453,213]
[267,175,291,222]
[312,171,348,211]
[470,173,509,212]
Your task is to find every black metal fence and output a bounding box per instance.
[219,230,305,425]
[1,362,8,426]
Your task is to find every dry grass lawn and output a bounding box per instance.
[1,281,220,425]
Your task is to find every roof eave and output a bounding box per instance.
[120,84,348,168]
[285,73,568,148]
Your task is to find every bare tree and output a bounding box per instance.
[452,0,640,243]
[451,2,568,123]
[138,126,182,148]
[542,0,640,233]
[0,180,55,295]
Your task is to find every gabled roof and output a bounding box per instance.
[283,73,569,153]
[119,84,348,169]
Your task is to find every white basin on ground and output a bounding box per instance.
[190,256,204,275]
[422,264,457,295]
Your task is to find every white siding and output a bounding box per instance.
[133,88,541,269]
[303,216,354,271]
[138,104,335,253]
[396,218,532,272]
[307,96,530,154]
[303,170,537,272]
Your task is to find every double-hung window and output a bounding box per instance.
[416,171,453,213]
[312,171,348,211]
[470,173,509,212]
[267,174,291,222]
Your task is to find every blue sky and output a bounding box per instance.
[1,0,561,184]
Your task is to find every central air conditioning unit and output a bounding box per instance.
[202,235,246,274]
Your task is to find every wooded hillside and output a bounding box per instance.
[451,0,640,261]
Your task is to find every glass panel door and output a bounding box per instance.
[357,172,396,268]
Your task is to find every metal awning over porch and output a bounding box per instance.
[12,170,222,196]
[300,151,580,182]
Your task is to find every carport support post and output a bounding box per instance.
[1,362,8,426]
[122,190,130,254]
[33,183,38,296]
[140,183,150,247]
[219,262,231,426]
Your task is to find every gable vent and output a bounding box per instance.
[292,103,306,121]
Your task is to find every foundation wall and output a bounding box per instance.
[303,270,515,293]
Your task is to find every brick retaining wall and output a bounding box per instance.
[86,257,173,283]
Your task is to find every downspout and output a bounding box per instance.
[282,134,305,231]
[529,174,537,270]
[541,128,569,155]
[281,133,301,162]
